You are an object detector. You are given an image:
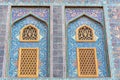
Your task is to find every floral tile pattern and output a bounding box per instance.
[66,8,109,77]
[65,8,104,25]
[9,7,49,77]
[12,7,49,24]
[108,6,120,77]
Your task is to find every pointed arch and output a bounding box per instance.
[20,24,40,42]
[76,24,96,42]
[12,13,48,27]
[67,14,103,27]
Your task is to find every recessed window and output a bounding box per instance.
[77,48,98,77]
[20,24,40,42]
[18,48,39,78]
[76,25,95,42]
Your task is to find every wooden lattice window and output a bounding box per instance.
[76,25,95,42]
[18,48,39,78]
[20,24,40,42]
[77,48,98,77]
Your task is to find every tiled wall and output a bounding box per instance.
[0,5,8,77]
[0,0,119,4]
[52,6,64,77]
[66,7,109,77]
[108,6,120,77]
[0,0,118,4]
[0,0,119,79]
[7,7,50,77]
[107,0,120,4]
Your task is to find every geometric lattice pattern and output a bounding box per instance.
[76,25,95,42]
[77,48,98,77]
[20,24,40,42]
[18,48,39,78]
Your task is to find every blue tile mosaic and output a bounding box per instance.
[9,16,49,77]
[108,6,120,77]
[65,8,104,25]
[0,1,118,79]
[67,16,108,77]
[12,7,49,24]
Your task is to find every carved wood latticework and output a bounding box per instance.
[18,48,39,78]
[76,25,95,42]
[77,48,98,77]
[20,24,40,42]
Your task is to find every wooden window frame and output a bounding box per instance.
[76,24,96,42]
[77,48,98,77]
[20,24,40,42]
[18,48,39,78]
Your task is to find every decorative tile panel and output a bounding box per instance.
[12,7,49,24]
[0,1,119,79]
[108,6,120,23]
[66,7,109,77]
[108,6,120,77]
[65,8,104,25]
[9,7,49,77]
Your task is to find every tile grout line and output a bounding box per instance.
[50,5,53,78]
[62,5,66,78]
[2,5,11,78]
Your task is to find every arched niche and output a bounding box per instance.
[76,24,96,42]
[66,14,110,77]
[20,24,40,42]
[9,14,49,77]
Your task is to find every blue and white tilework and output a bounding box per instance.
[108,6,120,77]
[65,8,104,25]
[67,15,108,77]
[12,7,49,24]
[9,16,49,77]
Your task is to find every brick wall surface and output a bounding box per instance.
[52,6,64,77]
[0,5,8,77]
